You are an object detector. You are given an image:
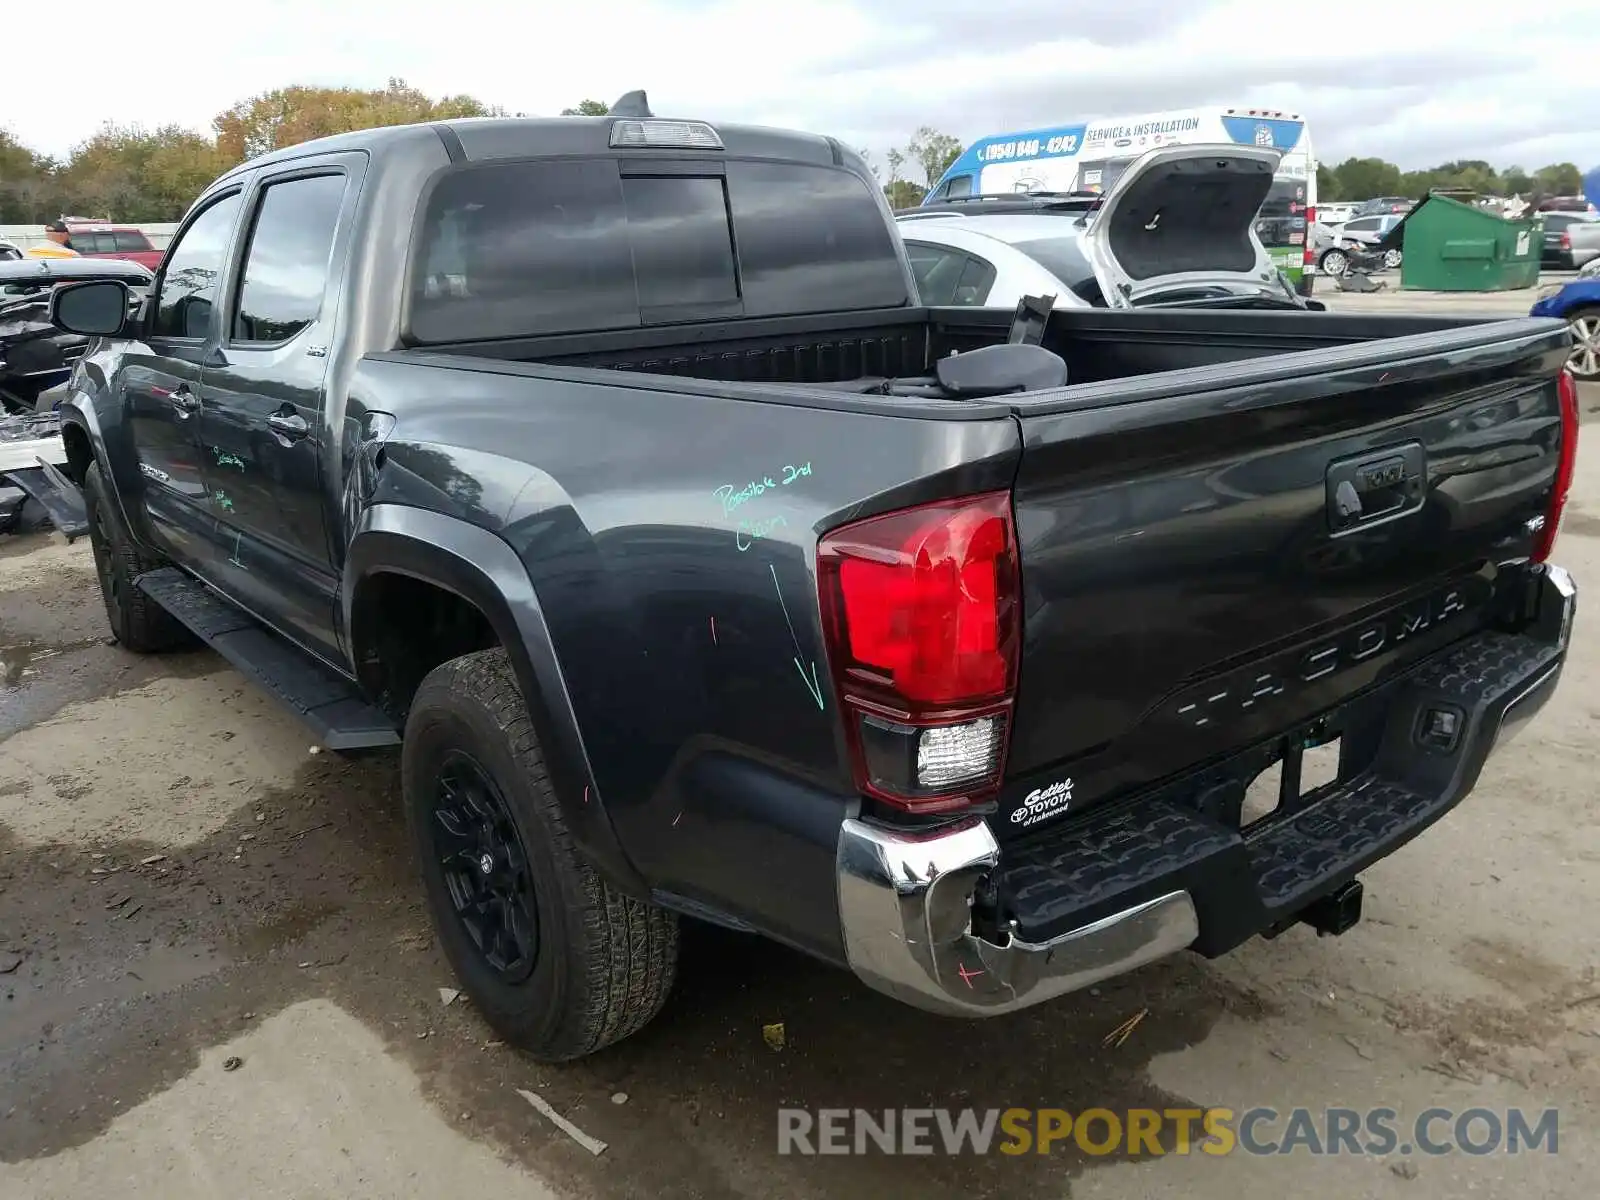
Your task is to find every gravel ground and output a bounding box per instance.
[1,385,1597,1200]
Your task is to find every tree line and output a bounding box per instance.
[0,79,497,224]
[1,82,1587,225]
[1317,157,1585,205]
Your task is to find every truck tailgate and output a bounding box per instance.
[999,318,1572,833]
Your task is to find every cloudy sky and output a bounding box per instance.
[8,0,1596,174]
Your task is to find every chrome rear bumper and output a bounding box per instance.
[836,817,1198,1017]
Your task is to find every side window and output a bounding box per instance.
[904,243,966,305]
[945,175,974,200]
[1344,218,1377,234]
[152,193,242,339]
[952,255,996,306]
[233,174,346,344]
[113,230,154,252]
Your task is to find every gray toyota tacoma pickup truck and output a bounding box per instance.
[43,93,1580,1060]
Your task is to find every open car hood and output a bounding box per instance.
[1080,143,1287,308]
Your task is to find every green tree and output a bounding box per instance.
[906,126,963,187]
[1315,162,1340,202]
[1328,156,1404,202]
[560,100,611,116]
[884,180,926,209]
[213,77,494,161]
[0,130,61,222]
[1533,162,1582,196]
[1502,165,1535,196]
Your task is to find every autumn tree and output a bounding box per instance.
[213,77,496,162]
[906,126,962,186]
[54,124,233,222]
[560,100,611,116]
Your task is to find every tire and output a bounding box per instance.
[402,648,679,1061]
[82,462,194,652]
[1383,249,1403,270]
[1318,248,1349,277]
[1564,306,1600,380]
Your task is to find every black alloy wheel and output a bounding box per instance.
[432,750,539,981]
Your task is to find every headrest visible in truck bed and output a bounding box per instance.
[933,343,1069,398]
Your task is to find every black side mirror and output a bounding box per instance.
[50,279,133,337]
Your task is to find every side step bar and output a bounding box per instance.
[134,567,401,751]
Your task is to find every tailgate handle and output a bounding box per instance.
[1326,442,1426,534]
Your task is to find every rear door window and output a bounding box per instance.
[232,172,347,344]
[113,230,154,252]
[904,242,966,304]
[953,255,995,305]
[407,156,907,343]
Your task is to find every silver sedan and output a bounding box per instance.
[896,214,1106,310]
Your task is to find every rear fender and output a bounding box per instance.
[343,503,647,896]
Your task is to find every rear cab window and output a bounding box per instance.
[406,156,908,343]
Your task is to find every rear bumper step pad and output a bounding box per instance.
[997,602,1569,956]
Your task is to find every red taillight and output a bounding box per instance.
[1303,205,1317,266]
[1534,369,1580,563]
[818,492,1020,813]
[1561,231,1572,250]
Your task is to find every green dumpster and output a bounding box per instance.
[1398,193,1541,291]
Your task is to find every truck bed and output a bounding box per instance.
[379,307,1572,864]
[413,303,1549,396]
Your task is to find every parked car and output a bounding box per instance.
[44,101,1577,1062]
[1536,196,1592,215]
[898,209,1313,311]
[1353,196,1414,216]
[1530,258,1600,378]
[1538,211,1600,270]
[1317,213,1405,276]
[64,223,165,270]
[1315,202,1357,227]
[0,256,152,412]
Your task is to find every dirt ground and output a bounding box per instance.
[3,389,1599,1199]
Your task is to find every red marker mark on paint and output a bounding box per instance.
[1379,372,1392,383]
[956,962,984,989]
[710,616,718,645]
[583,786,590,805]
[672,812,683,827]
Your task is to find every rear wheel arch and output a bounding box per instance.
[343,508,649,897]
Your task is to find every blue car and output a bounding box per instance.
[1530,261,1600,380]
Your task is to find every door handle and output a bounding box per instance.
[169,385,201,416]
[266,411,310,441]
